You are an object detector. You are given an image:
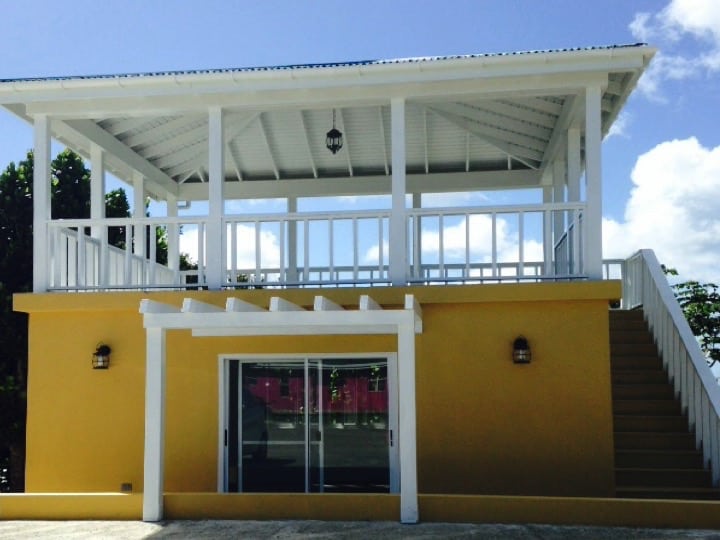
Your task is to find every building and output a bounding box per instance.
[3,43,720,527]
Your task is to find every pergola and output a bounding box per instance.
[0,44,655,292]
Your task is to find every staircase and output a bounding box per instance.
[610,309,720,499]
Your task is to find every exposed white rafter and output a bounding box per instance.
[298,110,318,179]
[258,113,280,180]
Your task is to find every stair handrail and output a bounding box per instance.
[623,249,720,485]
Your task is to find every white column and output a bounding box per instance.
[32,115,51,292]
[133,172,146,258]
[91,144,109,286]
[287,197,298,283]
[398,319,418,524]
[142,327,167,522]
[207,107,225,289]
[542,184,553,276]
[567,128,581,202]
[584,87,603,279]
[90,144,106,236]
[390,98,407,286]
[166,194,179,272]
[411,193,421,279]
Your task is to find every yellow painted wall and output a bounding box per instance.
[17,282,617,498]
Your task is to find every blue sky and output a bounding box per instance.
[0,0,719,282]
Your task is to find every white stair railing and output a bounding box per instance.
[622,249,720,485]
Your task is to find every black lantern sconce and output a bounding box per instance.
[92,343,112,369]
[325,109,343,154]
[512,336,531,364]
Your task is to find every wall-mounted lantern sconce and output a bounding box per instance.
[92,343,112,369]
[512,336,531,364]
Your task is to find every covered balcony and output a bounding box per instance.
[0,45,654,292]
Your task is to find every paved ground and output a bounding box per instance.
[1,521,720,539]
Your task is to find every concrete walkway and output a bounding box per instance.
[1,520,720,539]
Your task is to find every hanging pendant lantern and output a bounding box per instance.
[326,109,343,154]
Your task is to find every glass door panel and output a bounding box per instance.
[240,362,306,492]
[229,357,391,494]
[316,359,389,492]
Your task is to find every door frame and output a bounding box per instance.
[217,352,400,494]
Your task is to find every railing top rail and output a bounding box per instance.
[408,201,586,216]
[634,248,720,415]
[48,216,209,227]
[224,209,393,222]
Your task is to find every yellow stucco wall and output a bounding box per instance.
[16,282,618,497]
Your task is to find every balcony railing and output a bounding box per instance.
[44,202,590,291]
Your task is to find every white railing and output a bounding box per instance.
[224,210,391,287]
[47,217,208,290]
[407,202,586,282]
[622,249,720,486]
[44,203,590,290]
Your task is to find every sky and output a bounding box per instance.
[0,0,718,283]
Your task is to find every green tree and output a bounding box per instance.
[0,149,132,491]
[673,280,720,366]
[664,266,720,367]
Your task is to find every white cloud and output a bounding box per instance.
[631,0,720,99]
[603,137,720,283]
[606,111,631,140]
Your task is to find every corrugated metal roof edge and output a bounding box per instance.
[0,43,648,84]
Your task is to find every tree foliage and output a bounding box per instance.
[0,149,131,491]
[674,280,720,366]
[664,266,720,367]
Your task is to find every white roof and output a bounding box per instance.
[0,44,655,201]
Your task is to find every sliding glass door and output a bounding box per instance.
[223,357,396,493]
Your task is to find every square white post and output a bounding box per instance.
[287,197,298,283]
[398,319,418,523]
[166,194,179,273]
[390,98,408,286]
[91,144,109,286]
[133,172,146,258]
[567,128,581,202]
[584,87,603,279]
[33,114,51,292]
[143,327,167,522]
[207,107,225,289]
[542,184,553,276]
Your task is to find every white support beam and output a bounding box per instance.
[142,327,166,522]
[207,107,225,290]
[404,294,423,333]
[32,114,51,292]
[178,169,543,201]
[270,297,305,312]
[584,86,603,279]
[313,296,344,311]
[390,98,408,286]
[62,119,178,197]
[182,298,223,313]
[258,113,280,180]
[298,111,318,179]
[287,197,298,283]
[337,108,354,177]
[359,295,382,311]
[139,299,181,314]
[90,144,106,237]
[226,298,266,312]
[379,106,390,175]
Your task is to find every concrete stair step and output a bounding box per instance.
[613,399,681,415]
[612,384,676,400]
[611,356,664,370]
[615,486,720,500]
[612,370,668,384]
[615,449,704,469]
[615,432,697,451]
[614,415,689,432]
[616,468,712,488]
[611,343,660,356]
[610,330,654,344]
